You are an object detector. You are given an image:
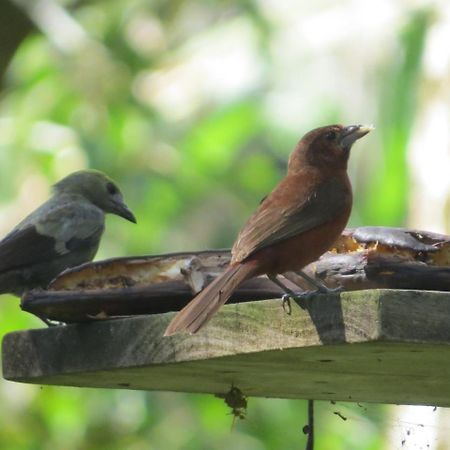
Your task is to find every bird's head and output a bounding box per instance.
[53,170,137,223]
[288,124,374,172]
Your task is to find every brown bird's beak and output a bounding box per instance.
[340,124,374,147]
[112,200,137,223]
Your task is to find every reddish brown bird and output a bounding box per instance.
[165,124,373,336]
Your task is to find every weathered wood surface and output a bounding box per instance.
[20,227,450,323]
[5,289,450,407]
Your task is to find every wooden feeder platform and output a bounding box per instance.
[3,289,450,407]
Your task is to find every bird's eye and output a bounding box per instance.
[325,131,337,141]
[106,182,118,195]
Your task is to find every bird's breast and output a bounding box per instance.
[248,207,352,276]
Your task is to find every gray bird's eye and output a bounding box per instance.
[325,131,336,141]
[106,182,118,195]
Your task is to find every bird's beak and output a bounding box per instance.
[112,200,137,223]
[340,124,374,147]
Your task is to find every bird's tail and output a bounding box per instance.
[164,263,257,336]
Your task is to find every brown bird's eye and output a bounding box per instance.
[325,131,337,141]
[106,182,118,195]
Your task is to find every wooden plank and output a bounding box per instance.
[4,289,450,406]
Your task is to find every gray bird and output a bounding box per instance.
[0,170,136,296]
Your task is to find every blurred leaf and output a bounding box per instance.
[361,9,432,226]
[182,99,262,174]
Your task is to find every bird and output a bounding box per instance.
[0,169,136,296]
[165,124,373,335]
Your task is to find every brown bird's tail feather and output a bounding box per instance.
[164,263,257,336]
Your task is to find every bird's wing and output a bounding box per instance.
[0,199,104,273]
[232,176,351,262]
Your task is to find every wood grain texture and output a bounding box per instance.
[4,289,450,406]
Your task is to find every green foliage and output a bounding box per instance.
[360,10,432,226]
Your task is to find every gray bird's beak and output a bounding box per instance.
[340,124,374,147]
[113,201,137,223]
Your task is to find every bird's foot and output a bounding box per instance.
[281,292,309,311]
[281,286,343,311]
[281,294,293,315]
[283,291,312,308]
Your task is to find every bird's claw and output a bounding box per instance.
[280,286,343,313]
[281,293,308,311]
[281,294,292,315]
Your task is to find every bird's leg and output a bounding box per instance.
[295,270,343,295]
[283,270,343,302]
[280,271,343,302]
[267,275,306,313]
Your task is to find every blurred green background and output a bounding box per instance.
[1,0,449,449]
